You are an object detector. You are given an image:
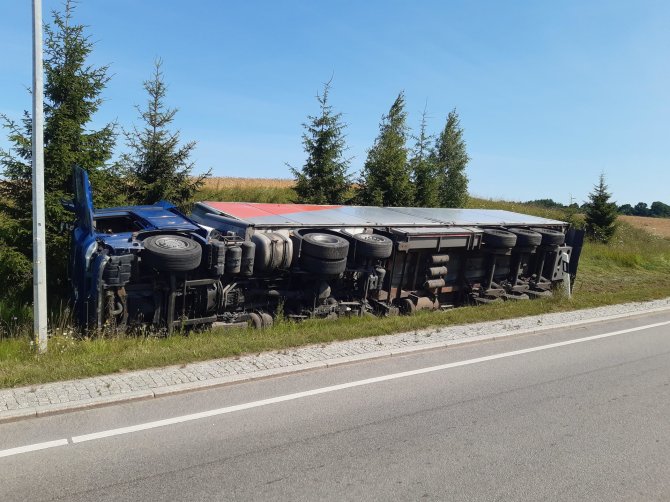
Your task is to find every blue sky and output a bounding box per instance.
[1,0,668,205]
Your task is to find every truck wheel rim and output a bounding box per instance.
[154,237,188,249]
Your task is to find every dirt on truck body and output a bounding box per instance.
[68,167,584,333]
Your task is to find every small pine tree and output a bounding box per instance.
[433,109,469,208]
[120,59,208,210]
[0,1,118,297]
[584,173,618,243]
[290,80,351,204]
[357,92,413,206]
[409,108,438,207]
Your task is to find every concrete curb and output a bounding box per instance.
[1,301,669,424]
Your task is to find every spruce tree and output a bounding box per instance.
[0,1,117,297]
[584,173,618,243]
[433,109,469,208]
[409,108,438,207]
[357,92,413,206]
[120,59,208,210]
[290,81,351,204]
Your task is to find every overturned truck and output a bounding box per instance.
[69,168,584,333]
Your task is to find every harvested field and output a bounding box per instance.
[202,177,294,190]
[196,177,296,204]
[620,215,670,238]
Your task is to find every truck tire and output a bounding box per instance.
[482,229,517,248]
[398,297,416,315]
[311,281,332,300]
[353,233,393,259]
[248,312,263,329]
[142,235,202,272]
[530,227,565,246]
[507,227,542,247]
[300,232,349,260]
[260,312,274,328]
[300,254,347,275]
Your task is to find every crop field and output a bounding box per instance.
[619,215,670,239]
[202,177,295,190]
[195,176,296,204]
[195,177,572,221]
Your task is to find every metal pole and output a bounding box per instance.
[561,251,571,299]
[32,0,48,353]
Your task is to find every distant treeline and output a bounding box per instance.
[617,201,670,218]
[524,199,670,218]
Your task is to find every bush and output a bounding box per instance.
[0,244,32,302]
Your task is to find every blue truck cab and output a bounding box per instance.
[69,167,222,332]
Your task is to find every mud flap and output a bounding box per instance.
[565,228,585,281]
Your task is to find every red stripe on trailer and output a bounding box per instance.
[203,202,341,219]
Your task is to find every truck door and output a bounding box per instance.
[71,167,98,322]
[73,166,95,235]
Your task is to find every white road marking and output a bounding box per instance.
[2,319,669,458]
[0,439,69,458]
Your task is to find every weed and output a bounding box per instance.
[274,298,287,325]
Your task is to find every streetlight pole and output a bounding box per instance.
[32,0,48,353]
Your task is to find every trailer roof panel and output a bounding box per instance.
[203,202,339,219]
[336,206,439,226]
[196,202,566,228]
[392,207,565,226]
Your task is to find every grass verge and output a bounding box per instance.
[2,281,670,389]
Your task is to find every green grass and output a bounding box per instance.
[3,280,670,389]
[467,196,569,221]
[2,198,670,389]
[572,222,670,298]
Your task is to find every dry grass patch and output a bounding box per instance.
[619,215,670,239]
[202,177,295,190]
[195,177,296,204]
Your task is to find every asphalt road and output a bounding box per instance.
[2,310,670,501]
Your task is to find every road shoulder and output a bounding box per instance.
[1,297,669,423]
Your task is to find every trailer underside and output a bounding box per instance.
[71,171,584,335]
